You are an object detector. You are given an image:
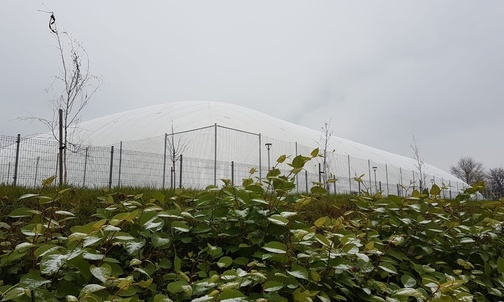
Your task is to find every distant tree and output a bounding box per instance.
[410,136,427,191]
[319,119,335,191]
[167,123,188,188]
[450,157,485,186]
[23,10,103,184]
[487,167,504,199]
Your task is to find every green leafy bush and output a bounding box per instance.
[1,150,503,301]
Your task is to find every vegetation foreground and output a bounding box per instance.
[0,151,503,302]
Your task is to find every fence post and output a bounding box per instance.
[231,161,234,186]
[397,184,400,196]
[170,167,174,189]
[305,170,308,193]
[59,109,63,187]
[108,146,114,189]
[258,133,262,183]
[295,142,298,193]
[318,163,322,183]
[347,155,351,193]
[13,134,20,186]
[179,154,183,189]
[34,156,40,187]
[385,164,389,195]
[7,162,11,184]
[214,123,217,186]
[162,133,167,189]
[412,170,416,191]
[367,160,371,190]
[55,153,59,184]
[118,141,123,187]
[83,147,88,187]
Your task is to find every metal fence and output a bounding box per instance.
[0,125,467,197]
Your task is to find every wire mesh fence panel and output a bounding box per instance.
[16,137,58,187]
[116,149,165,188]
[0,135,20,185]
[181,157,215,189]
[0,132,469,197]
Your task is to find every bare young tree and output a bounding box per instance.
[167,123,188,188]
[319,118,335,190]
[450,157,485,186]
[487,167,504,199]
[24,11,103,184]
[410,136,427,191]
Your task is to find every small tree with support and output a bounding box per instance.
[22,10,103,185]
[165,123,188,189]
[319,119,335,191]
[411,135,427,192]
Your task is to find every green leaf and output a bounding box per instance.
[90,264,112,283]
[18,193,42,200]
[393,288,423,298]
[207,244,223,258]
[41,253,67,276]
[217,256,233,268]
[218,289,245,301]
[153,294,174,302]
[400,274,417,288]
[151,191,165,203]
[171,221,190,232]
[42,175,56,186]
[277,155,287,164]
[314,234,331,247]
[14,242,35,253]
[124,240,145,255]
[2,287,26,301]
[291,155,308,169]
[8,207,40,218]
[310,148,319,157]
[378,262,397,274]
[268,214,289,226]
[19,271,51,290]
[54,210,75,216]
[310,186,327,195]
[439,279,466,294]
[314,216,330,227]
[262,241,287,254]
[151,233,172,248]
[430,184,441,195]
[167,280,190,294]
[174,256,182,272]
[263,281,284,292]
[498,257,504,274]
[79,284,106,295]
[287,264,309,280]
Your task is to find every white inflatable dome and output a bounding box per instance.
[4,101,466,195]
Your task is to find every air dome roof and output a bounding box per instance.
[64,101,458,184]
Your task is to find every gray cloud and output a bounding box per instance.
[1,0,503,172]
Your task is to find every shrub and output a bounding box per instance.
[0,150,503,301]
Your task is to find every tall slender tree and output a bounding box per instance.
[24,11,103,184]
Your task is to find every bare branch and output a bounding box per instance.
[450,157,485,186]
[410,135,426,190]
[19,10,103,184]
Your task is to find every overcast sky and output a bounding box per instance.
[1,1,503,172]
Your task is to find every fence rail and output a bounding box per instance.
[0,126,467,198]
